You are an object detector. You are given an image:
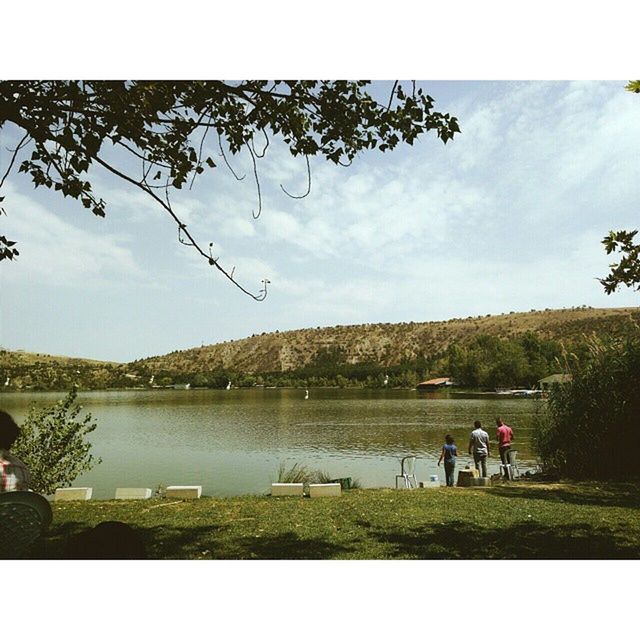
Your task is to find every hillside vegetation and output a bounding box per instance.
[1,306,638,391]
[0,350,127,391]
[130,306,639,389]
[135,306,639,372]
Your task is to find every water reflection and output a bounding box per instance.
[0,389,542,498]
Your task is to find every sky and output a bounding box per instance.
[1,80,639,362]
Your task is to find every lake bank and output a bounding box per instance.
[31,481,640,559]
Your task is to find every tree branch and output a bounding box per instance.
[246,143,262,219]
[218,134,245,181]
[189,109,214,190]
[93,155,268,301]
[0,132,31,190]
[251,128,270,159]
[280,155,311,199]
[112,137,173,170]
[387,81,399,111]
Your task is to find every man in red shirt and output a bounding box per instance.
[496,417,514,477]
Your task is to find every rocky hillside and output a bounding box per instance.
[2,306,638,390]
[132,306,639,375]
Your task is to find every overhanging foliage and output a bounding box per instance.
[0,80,459,297]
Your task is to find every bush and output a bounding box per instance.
[533,334,640,479]
[12,388,102,494]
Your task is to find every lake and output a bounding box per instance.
[0,388,543,498]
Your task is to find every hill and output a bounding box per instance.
[0,349,128,391]
[2,306,638,391]
[133,306,639,374]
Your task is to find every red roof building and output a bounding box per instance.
[416,377,452,390]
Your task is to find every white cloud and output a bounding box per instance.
[261,209,303,242]
[450,82,640,219]
[1,182,145,288]
[272,275,395,323]
[219,216,257,239]
[228,255,277,281]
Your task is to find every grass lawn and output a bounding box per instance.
[31,481,640,559]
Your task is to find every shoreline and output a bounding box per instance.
[0,386,545,396]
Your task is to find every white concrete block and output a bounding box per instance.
[115,488,153,500]
[309,483,342,498]
[419,480,441,489]
[165,485,202,499]
[271,483,304,496]
[54,487,93,501]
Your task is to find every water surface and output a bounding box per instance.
[1,388,542,498]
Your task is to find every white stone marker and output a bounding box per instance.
[54,487,93,501]
[115,488,153,500]
[165,485,202,499]
[271,483,304,496]
[309,483,342,498]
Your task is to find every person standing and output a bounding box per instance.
[468,420,490,478]
[437,434,458,487]
[0,411,31,493]
[496,417,514,478]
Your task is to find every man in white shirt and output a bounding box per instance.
[0,411,31,492]
[468,420,490,478]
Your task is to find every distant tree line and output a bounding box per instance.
[0,331,625,392]
[443,332,566,389]
[129,333,579,390]
[250,333,570,389]
[0,354,133,391]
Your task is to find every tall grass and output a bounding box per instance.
[533,333,640,479]
[311,470,333,484]
[276,463,362,489]
[276,462,312,484]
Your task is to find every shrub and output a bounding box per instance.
[12,388,102,494]
[533,333,640,479]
